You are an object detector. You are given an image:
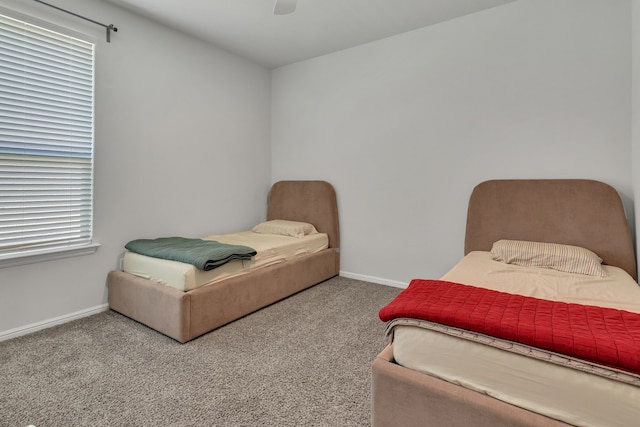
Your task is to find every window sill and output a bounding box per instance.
[0,243,100,269]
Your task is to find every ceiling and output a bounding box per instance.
[103,0,516,69]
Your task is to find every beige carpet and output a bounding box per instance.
[0,276,401,427]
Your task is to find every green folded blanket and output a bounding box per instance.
[125,237,257,271]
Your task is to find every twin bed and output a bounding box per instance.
[107,180,340,343]
[373,179,640,427]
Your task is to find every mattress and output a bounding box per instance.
[123,231,328,291]
[391,251,640,427]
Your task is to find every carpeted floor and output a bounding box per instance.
[0,276,401,427]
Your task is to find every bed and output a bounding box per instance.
[107,180,340,343]
[372,179,639,427]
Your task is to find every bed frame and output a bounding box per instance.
[107,180,340,343]
[372,179,637,427]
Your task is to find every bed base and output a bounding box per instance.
[108,248,339,343]
[372,345,569,427]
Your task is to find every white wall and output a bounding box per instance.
[0,0,271,336]
[2,0,635,338]
[272,0,633,286]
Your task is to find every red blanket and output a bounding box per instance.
[379,279,640,374]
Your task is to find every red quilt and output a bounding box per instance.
[379,279,640,374]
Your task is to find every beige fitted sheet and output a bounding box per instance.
[123,231,328,291]
[441,251,640,313]
[392,251,640,427]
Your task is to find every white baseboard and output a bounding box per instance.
[339,271,408,289]
[0,304,110,342]
[1,274,402,341]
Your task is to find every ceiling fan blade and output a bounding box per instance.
[273,0,297,15]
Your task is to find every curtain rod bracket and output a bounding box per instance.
[106,24,117,43]
[33,0,118,43]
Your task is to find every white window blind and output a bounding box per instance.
[0,14,95,259]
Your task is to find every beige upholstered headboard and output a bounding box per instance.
[465,179,637,280]
[267,180,340,250]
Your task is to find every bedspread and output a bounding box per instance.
[379,279,640,374]
[125,237,256,271]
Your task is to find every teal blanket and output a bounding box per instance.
[125,237,257,271]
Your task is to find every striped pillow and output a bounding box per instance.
[252,219,318,238]
[490,240,607,277]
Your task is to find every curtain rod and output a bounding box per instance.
[32,0,117,42]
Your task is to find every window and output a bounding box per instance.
[0,13,97,266]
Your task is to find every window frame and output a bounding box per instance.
[0,8,99,269]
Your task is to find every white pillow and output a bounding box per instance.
[490,240,607,277]
[252,220,318,238]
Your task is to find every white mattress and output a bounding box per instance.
[391,251,640,427]
[123,231,328,291]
